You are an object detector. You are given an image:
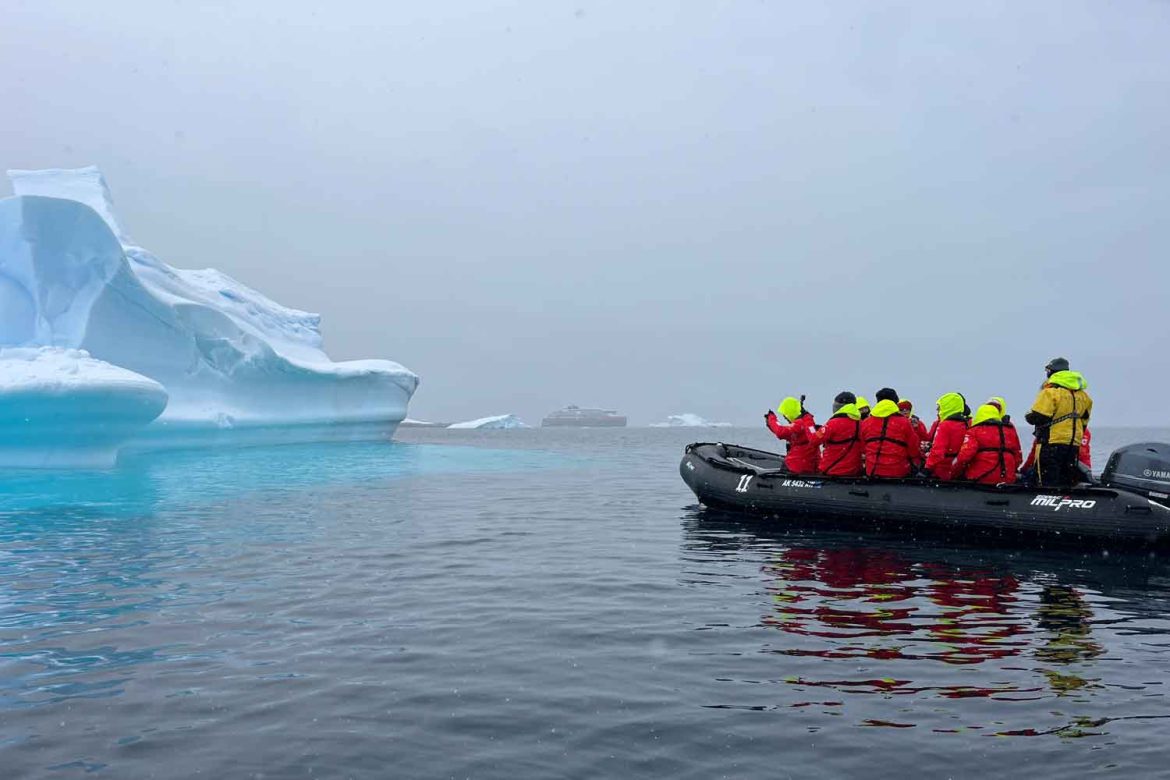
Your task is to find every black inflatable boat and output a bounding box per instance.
[680,441,1170,547]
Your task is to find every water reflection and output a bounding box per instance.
[762,548,1028,668]
[683,510,1170,735]
[1034,584,1103,695]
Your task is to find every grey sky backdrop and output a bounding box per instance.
[4,1,1168,425]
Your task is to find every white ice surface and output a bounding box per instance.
[447,414,528,430]
[0,347,167,467]
[9,166,129,244]
[650,413,733,428]
[0,166,418,465]
[402,417,445,427]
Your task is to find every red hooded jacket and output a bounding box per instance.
[910,416,930,451]
[860,401,923,478]
[955,421,1023,484]
[926,418,968,480]
[767,411,820,475]
[811,412,863,476]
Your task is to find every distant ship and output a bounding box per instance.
[541,405,627,427]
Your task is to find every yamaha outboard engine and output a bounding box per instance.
[1101,442,1170,506]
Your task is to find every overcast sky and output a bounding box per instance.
[4,1,1168,425]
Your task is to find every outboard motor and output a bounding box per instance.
[1100,442,1170,506]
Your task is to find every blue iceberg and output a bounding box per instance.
[447,414,529,430]
[0,167,418,467]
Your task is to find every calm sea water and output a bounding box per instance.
[2,426,1170,778]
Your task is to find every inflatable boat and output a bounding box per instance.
[680,442,1170,547]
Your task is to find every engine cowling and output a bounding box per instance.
[1100,442,1170,506]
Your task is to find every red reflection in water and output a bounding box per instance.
[758,545,1109,716]
[762,547,1028,668]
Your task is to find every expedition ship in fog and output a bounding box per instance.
[541,405,627,428]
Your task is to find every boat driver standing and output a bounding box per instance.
[1024,357,1093,488]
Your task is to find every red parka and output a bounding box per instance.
[926,418,968,480]
[910,416,930,452]
[812,410,863,476]
[1003,420,1023,467]
[767,411,820,475]
[860,400,923,478]
[955,420,1023,484]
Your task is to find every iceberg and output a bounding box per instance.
[0,166,418,466]
[401,418,447,428]
[650,413,733,428]
[447,414,528,430]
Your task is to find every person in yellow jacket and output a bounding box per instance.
[1024,357,1092,487]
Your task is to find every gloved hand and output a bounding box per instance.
[765,410,776,421]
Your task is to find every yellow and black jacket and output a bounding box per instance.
[1025,371,1092,447]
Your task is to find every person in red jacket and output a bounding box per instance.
[955,404,1023,484]
[812,391,863,476]
[899,400,930,451]
[861,388,923,478]
[765,395,820,475]
[985,395,1024,470]
[925,392,969,480]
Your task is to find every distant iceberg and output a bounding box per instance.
[0,166,418,467]
[401,418,446,428]
[447,414,528,430]
[650,413,733,428]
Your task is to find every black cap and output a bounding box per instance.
[831,390,857,414]
[1045,357,1070,374]
[875,387,899,404]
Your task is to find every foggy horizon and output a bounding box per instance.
[5,1,1168,426]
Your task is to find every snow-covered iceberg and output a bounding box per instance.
[447,414,528,430]
[650,413,733,428]
[0,166,418,466]
[401,418,446,428]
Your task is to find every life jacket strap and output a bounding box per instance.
[823,420,860,474]
[971,426,1011,482]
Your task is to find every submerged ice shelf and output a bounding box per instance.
[0,348,167,468]
[0,166,418,467]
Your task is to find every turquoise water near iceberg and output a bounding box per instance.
[0,441,570,519]
[3,427,1170,778]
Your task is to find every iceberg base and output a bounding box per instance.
[123,418,405,454]
[0,348,168,468]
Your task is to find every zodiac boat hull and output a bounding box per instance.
[680,442,1170,547]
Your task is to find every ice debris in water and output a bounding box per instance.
[650,413,733,428]
[0,166,418,467]
[447,415,528,430]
